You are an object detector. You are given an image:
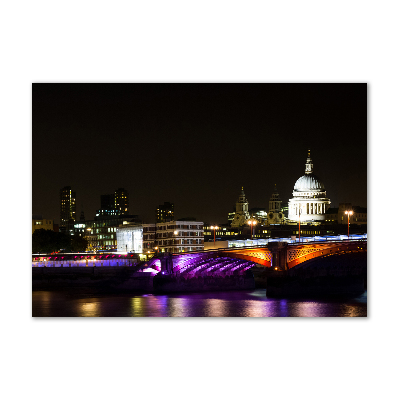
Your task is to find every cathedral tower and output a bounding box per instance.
[231,187,250,227]
[267,184,284,225]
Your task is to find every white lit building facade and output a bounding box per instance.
[116,224,143,253]
[288,151,331,223]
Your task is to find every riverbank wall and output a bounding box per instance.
[266,275,365,298]
[32,267,254,293]
[153,270,255,293]
[32,267,153,293]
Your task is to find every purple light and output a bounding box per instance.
[142,267,158,275]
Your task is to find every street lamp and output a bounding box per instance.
[247,220,257,240]
[345,210,353,239]
[173,231,179,252]
[298,205,302,243]
[210,226,219,248]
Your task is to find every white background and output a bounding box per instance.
[1,1,399,399]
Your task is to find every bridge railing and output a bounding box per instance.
[176,237,366,255]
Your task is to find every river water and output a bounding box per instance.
[32,289,367,317]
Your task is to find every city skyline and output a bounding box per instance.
[32,84,367,224]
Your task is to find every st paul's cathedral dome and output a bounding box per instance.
[288,151,331,223]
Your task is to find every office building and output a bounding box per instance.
[60,186,76,233]
[74,214,140,251]
[143,220,204,253]
[325,203,367,225]
[32,215,53,234]
[96,188,129,217]
[114,188,129,215]
[156,202,174,223]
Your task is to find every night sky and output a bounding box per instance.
[32,83,367,225]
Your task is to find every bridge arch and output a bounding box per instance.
[145,240,367,277]
[286,241,366,269]
[170,252,254,277]
[214,240,367,270]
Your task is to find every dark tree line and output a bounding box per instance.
[32,229,88,253]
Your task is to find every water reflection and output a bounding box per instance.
[204,299,227,317]
[342,305,361,317]
[32,290,367,317]
[292,302,327,317]
[32,291,52,317]
[279,300,289,317]
[242,300,272,317]
[130,297,145,317]
[168,297,190,317]
[79,301,100,317]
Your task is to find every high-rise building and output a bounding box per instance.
[60,186,76,233]
[114,188,129,215]
[156,202,174,223]
[96,189,129,217]
[101,194,115,212]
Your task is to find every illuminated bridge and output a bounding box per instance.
[142,238,367,277]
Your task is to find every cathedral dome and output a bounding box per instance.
[288,150,331,223]
[294,174,325,192]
